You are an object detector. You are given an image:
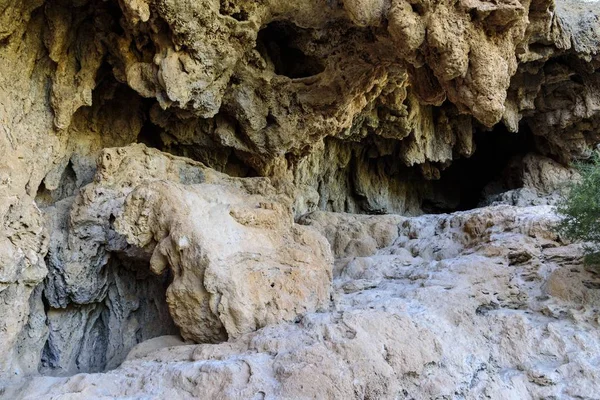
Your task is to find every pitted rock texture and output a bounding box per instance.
[45,143,332,346]
[4,205,600,399]
[0,0,600,394]
[2,0,599,189]
[114,161,333,343]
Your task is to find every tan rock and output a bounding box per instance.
[6,204,600,399]
[1,0,600,394]
[116,174,333,342]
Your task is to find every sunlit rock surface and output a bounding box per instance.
[5,204,600,399]
[0,0,600,397]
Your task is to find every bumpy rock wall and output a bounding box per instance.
[7,203,600,398]
[0,0,599,393]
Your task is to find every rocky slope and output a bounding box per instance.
[0,0,599,398]
[6,200,600,399]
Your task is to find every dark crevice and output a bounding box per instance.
[137,118,164,149]
[410,3,425,16]
[35,161,78,208]
[257,22,325,79]
[0,35,11,47]
[225,150,260,177]
[159,140,260,178]
[428,123,538,212]
[219,0,249,21]
[314,125,542,216]
[39,258,178,376]
[103,0,126,36]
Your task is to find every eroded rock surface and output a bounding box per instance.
[117,179,333,342]
[0,0,600,396]
[5,204,600,399]
[98,144,334,343]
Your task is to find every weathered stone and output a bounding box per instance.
[114,149,333,342]
[6,205,600,399]
[0,0,600,396]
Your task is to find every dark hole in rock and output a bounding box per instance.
[570,74,584,85]
[108,213,116,229]
[305,126,542,217]
[105,0,126,36]
[35,181,52,207]
[137,118,164,150]
[266,112,278,128]
[425,123,537,212]
[257,22,325,79]
[220,0,249,21]
[39,259,178,377]
[410,3,425,15]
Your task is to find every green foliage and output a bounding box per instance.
[557,152,600,265]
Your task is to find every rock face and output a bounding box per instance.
[0,0,600,397]
[40,142,332,372]
[110,145,333,343]
[5,204,600,399]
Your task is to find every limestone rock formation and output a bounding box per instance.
[0,0,600,397]
[40,142,332,372]
[5,204,600,399]
[481,152,580,206]
[109,146,333,343]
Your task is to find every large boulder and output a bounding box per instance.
[43,143,333,345]
[116,175,333,342]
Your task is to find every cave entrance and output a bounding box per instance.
[424,124,538,213]
[39,256,178,376]
[257,22,325,79]
[303,126,542,217]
